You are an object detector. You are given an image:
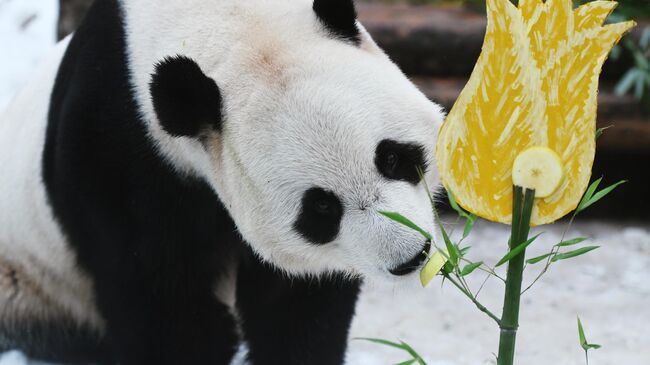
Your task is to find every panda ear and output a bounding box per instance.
[149,56,223,137]
[313,0,360,45]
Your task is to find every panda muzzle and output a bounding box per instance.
[388,242,431,276]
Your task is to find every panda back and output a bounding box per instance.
[0,32,104,323]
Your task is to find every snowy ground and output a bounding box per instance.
[1,1,649,365]
[3,219,649,365]
[0,0,57,114]
[347,219,650,365]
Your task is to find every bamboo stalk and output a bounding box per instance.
[497,186,535,365]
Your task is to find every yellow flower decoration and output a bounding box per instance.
[436,0,634,225]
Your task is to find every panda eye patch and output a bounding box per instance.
[375,139,427,185]
[294,188,343,245]
[383,151,399,175]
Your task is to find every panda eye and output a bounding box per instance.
[294,187,343,245]
[383,151,399,173]
[375,139,427,185]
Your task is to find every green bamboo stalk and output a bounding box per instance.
[497,186,535,365]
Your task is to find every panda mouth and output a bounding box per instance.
[389,242,431,276]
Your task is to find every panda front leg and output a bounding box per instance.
[88,242,240,365]
[235,248,361,365]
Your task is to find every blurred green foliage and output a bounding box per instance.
[575,0,650,21]
[613,27,650,109]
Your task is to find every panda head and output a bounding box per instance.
[147,0,445,284]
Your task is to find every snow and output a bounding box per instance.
[1,2,649,365]
[0,0,57,113]
[4,221,648,365]
[347,219,650,365]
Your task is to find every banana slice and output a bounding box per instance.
[420,250,448,287]
[512,147,564,198]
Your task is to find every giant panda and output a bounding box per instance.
[0,0,445,364]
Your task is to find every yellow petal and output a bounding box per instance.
[535,20,634,223]
[574,1,618,31]
[437,0,546,224]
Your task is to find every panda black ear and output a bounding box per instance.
[313,0,360,45]
[149,55,223,137]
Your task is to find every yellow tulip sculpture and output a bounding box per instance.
[436,0,635,225]
[429,1,633,364]
[370,1,634,363]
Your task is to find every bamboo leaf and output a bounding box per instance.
[379,211,432,241]
[448,189,477,239]
[595,125,612,140]
[442,261,454,275]
[577,180,627,213]
[577,317,602,352]
[578,317,588,347]
[462,214,478,239]
[399,341,427,365]
[439,224,459,266]
[552,246,600,262]
[526,253,554,265]
[557,237,589,247]
[576,177,602,213]
[417,166,437,210]
[447,189,466,217]
[496,233,542,267]
[394,360,417,365]
[459,246,471,257]
[460,262,483,276]
[355,337,407,350]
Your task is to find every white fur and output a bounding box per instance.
[0,36,104,329]
[123,0,446,282]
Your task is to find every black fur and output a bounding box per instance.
[28,0,361,363]
[313,0,360,45]
[389,242,431,276]
[375,139,427,185]
[294,187,343,244]
[237,247,361,365]
[43,0,239,363]
[0,319,111,365]
[150,56,223,137]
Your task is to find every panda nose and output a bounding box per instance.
[388,242,431,276]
